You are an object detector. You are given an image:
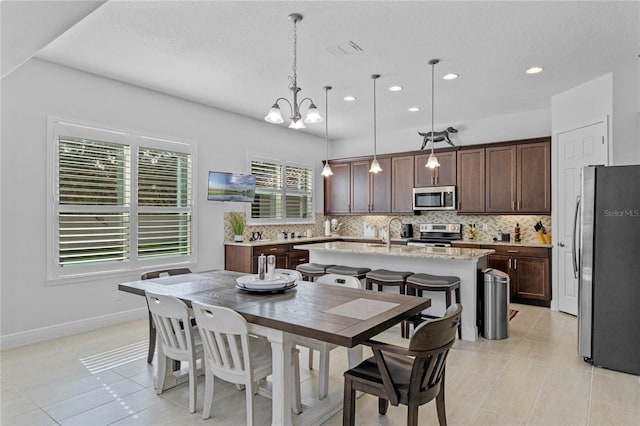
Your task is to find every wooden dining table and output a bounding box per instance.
[118,270,431,426]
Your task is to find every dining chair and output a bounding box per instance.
[275,268,303,280]
[295,273,360,400]
[191,301,302,424]
[145,290,203,413]
[342,303,462,426]
[141,268,192,364]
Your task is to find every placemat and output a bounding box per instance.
[324,298,399,320]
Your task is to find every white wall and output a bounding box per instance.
[0,59,326,347]
[330,108,552,159]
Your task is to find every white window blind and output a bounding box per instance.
[249,158,313,224]
[50,120,194,279]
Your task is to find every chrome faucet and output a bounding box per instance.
[386,217,403,250]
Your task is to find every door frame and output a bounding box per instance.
[551,115,610,312]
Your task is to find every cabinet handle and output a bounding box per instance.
[507,250,519,253]
[518,200,521,210]
[512,200,516,210]
[269,248,278,252]
[513,258,517,269]
[508,259,512,269]
[431,175,435,185]
[298,258,307,262]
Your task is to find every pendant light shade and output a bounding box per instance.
[265,13,322,129]
[321,86,334,177]
[425,58,441,169]
[369,74,382,174]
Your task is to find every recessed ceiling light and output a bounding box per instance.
[389,85,403,92]
[408,107,421,112]
[343,96,356,102]
[526,66,544,74]
[443,73,458,80]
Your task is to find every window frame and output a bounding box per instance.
[47,118,198,283]
[246,154,315,226]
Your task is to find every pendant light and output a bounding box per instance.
[425,59,441,169]
[321,86,334,177]
[264,13,322,129]
[369,74,382,174]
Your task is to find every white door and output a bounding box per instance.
[556,121,608,315]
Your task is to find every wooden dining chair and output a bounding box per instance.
[295,273,361,400]
[141,268,192,364]
[145,291,203,413]
[343,303,463,426]
[191,301,302,424]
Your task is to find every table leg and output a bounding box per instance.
[267,328,293,426]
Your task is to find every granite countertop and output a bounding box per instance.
[295,241,494,261]
[224,235,408,247]
[452,239,553,248]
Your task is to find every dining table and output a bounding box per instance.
[118,270,431,426]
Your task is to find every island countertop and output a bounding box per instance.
[295,241,494,261]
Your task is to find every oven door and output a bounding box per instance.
[413,186,456,210]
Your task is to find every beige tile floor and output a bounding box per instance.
[1,303,639,425]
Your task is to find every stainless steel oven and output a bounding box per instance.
[412,186,456,211]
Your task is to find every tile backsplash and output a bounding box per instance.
[225,212,551,244]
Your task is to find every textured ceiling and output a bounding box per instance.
[7,1,640,142]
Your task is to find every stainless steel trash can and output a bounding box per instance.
[482,268,510,340]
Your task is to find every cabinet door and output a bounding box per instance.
[485,145,517,212]
[288,249,309,269]
[370,157,391,213]
[414,151,456,187]
[324,162,351,214]
[487,254,514,297]
[456,148,485,213]
[392,155,415,213]
[517,141,551,213]
[512,256,550,303]
[350,160,371,213]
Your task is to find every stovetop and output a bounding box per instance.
[409,223,462,245]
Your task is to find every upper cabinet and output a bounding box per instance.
[391,155,415,213]
[485,139,550,214]
[414,150,457,187]
[456,148,486,213]
[351,157,391,214]
[324,161,351,214]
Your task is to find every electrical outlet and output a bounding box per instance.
[482,223,488,231]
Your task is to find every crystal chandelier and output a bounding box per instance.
[264,13,322,129]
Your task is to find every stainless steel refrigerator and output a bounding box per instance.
[577,164,640,376]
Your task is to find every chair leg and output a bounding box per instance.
[455,288,462,339]
[342,376,356,426]
[308,348,314,370]
[407,401,420,426]
[246,381,255,426]
[147,309,156,364]
[188,355,197,413]
[154,351,167,394]
[202,370,214,419]
[291,350,302,414]
[378,398,389,415]
[436,371,447,426]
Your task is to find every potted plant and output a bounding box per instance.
[229,212,245,242]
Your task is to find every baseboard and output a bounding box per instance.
[0,307,147,350]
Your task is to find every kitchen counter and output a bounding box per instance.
[453,239,553,248]
[298,241,493,342]
[224,235,409,247]
[296,241,494,261]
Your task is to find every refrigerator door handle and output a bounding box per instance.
[572,195,581,279]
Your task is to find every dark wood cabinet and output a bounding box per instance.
[485,140,551,213]
[350,160,371,213]
[391,155,414,213]
[485,245,551,306]
[456,148,485,213]
[415,150,457,187]
[324,161,351,214]
[517,141,551,213]
[370,157,392,213]
[225,242,316,274]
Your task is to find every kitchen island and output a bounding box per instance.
[296,241,495,341]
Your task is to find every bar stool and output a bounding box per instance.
[365,269,414,337]
[325,265,371,281]
[296,263,334,281]
[405,273,462,339]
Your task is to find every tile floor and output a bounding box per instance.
[1,304,639,425]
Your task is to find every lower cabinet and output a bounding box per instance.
[225,242,314,274]
[485,245,551,307]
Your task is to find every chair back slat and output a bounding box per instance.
[145,292,196,358]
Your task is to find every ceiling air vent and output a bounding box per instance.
[326,40,364,57]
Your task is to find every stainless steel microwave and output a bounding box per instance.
[413,186,457,211]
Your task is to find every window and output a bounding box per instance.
[249,157,313,224]
[49,120,195,280]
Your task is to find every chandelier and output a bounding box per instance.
[369,74,382,173]
[321,86,334,177]
[264,13,322,129]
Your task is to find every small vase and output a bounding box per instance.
[234,235,243,242]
